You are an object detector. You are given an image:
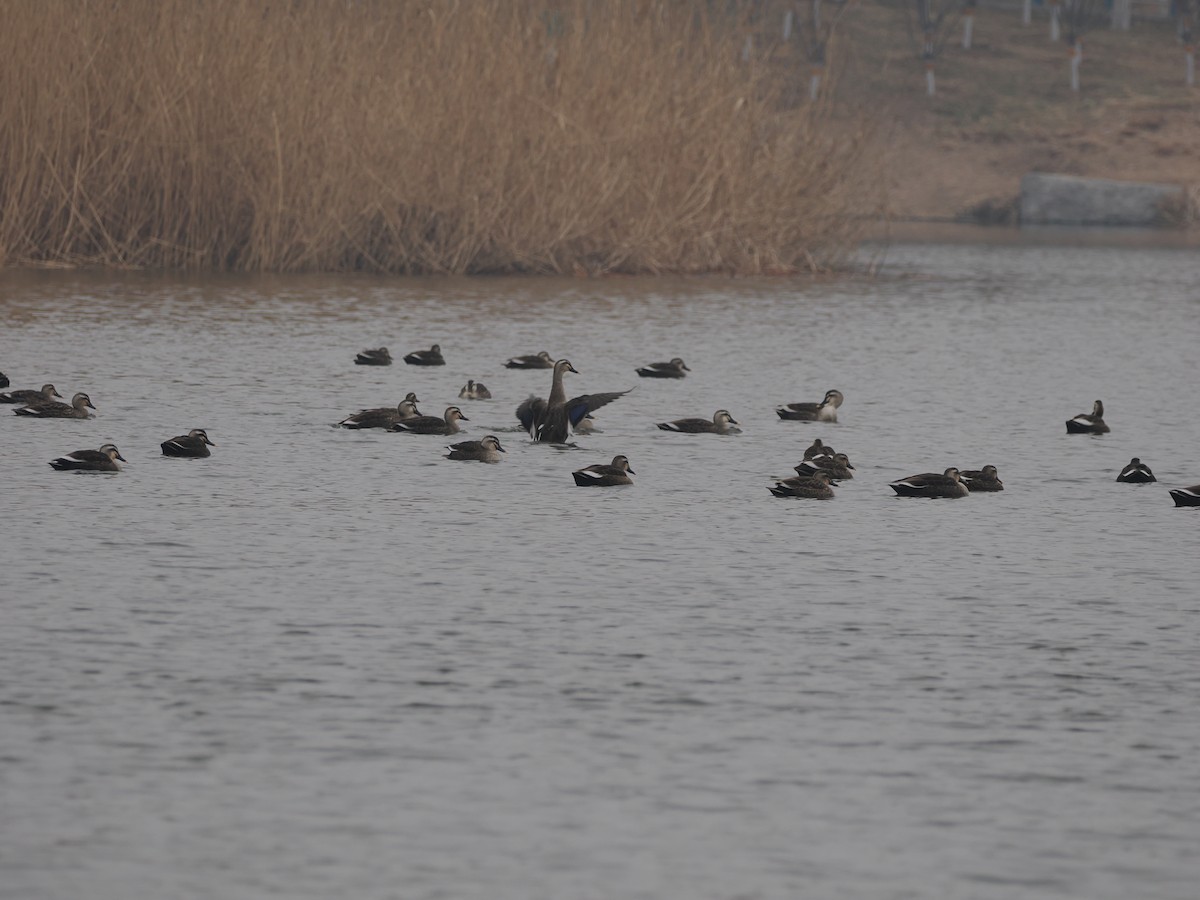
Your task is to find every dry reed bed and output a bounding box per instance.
[0,0,873,275]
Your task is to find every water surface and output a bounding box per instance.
[2,241,1198,899]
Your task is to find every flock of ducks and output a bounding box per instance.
[0,371,217,471]
[2,357,1197,506]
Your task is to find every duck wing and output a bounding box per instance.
[565,390,630,428]
[516,395,547,436]
[15,401,67,417]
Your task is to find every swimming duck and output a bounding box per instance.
[795,452,855,480]
[0,383,61,405]
[354,347,392,366]
[504,351,555,369]
[889,467,969,498]
[458,380,493,400]
[636,358,690,379]
[0,372,8,388]
[445,434,506,462]
[1066,400,1109,434]
[769,470,836,499]
[960,465,1004,492]
[777,389,844,422]
[390,406,468,435]
[515,359,629,443]
[574,413,598,434]
[337,394,421,429]
[49,443,126,472]
[15,392,95,418]
[656,409,740,434]
[1116,457,1156,483]
[803,438,835,461]
[403,344,445,366]
[161,429,216,458]
[1169,484,1200,507]
[572,455,635,486]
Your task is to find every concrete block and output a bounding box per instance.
[1019,172,1184,227]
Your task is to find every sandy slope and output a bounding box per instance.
[823,3,1200,221]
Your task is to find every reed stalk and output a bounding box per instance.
[0,0,875,274]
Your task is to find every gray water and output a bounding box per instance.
[2,240,1199,900]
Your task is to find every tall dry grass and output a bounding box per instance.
[0,0,876,274]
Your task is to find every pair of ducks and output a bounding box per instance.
[510,352,691,382]
[451,436,637,482]
[1116,459,1200,507]
[50,429,216,472]
[338,395,470,435]
[2,384,97,418]
[888,466,1003,498]
[355,345,444,367]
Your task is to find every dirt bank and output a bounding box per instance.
[830,3,1200,222]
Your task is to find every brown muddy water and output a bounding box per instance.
[2,239,1198,899]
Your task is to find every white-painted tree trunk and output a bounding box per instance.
[1050,6,1061,41]
[809,70,822,101]
[742,35,753,62]
[783,10,793,40]
[1110,0,1131,30]
[963,16,974,49]
[1187,51,1196,87]
[1070,41,1082,91]
[1022,0,1032,25]
[926,65,936,96]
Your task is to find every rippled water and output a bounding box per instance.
[2,240,1199,899]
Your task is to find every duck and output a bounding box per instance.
[960,465,1004,492]
[458,379,493,400]
[1066,400,1109,434]
[1116,457,1156,483]
[890,467,969,498]
[49,443,126,472]
[0,383,61,405]
[769,470,836,499]
[445,434,506,462]
[1169,484,1200,507]
[161,429,216,458]
[390,406,468,435]
[636,358,690,379]
[14,391,95,418]
[795,452,855,480]
[656,409,740,434]
[803,437,835,461]
[777,389,844,422]
[574,413,598,434]
[0,371,8,388]
[403,344,445,366]
[572,455,635,486]
[504,351,554,369]
[337,394,421,429]
[515,359,629,443]
[354,347,392,366]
